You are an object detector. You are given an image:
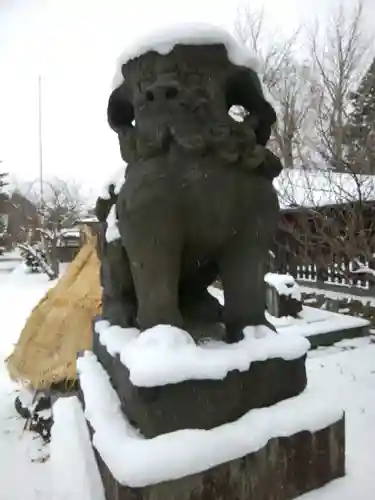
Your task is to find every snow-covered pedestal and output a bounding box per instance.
[94,418,344,500]
[76,319,345,500]
[91,320,308,438]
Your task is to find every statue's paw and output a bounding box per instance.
[224,329,245,344]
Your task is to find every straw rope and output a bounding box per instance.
[6,230,102,390]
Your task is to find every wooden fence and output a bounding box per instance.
[273,201,375,296]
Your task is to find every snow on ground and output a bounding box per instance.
[0,251,22,274]
[0,266,374,498]
[50,396,105,500]
[271,306,369,337]
[299,283,375,306]
[0,264,57,500]
[299,338,375,500]
[0,260,19,274]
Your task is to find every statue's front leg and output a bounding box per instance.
[118,206,183,331]
[219,192,279,343]
[100,238,137,328]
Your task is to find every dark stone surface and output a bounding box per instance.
[307,324,370,349]
[94,417,345,500]
[97,40,283,343]
[266,285,303,319]
[91,326,307,439]
[279,295,303,318]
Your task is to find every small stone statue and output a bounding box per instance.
[97,39,283,343]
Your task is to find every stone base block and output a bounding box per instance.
[308,324,370,349]
[92,324,307,438]
[94,417,345,500]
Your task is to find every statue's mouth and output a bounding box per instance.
[134,116,261,160]
[136,118,208,153]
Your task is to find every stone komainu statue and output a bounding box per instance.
[97,38,283,343]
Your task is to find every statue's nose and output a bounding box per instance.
[144,82,179,103]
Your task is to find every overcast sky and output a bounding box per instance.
[0,0,373,197]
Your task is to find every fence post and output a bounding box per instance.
[316,265,328,289]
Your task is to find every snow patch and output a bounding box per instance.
[105,205,120,243]
[207,286,369,339]
[96,320,138,356]
[95,321,310,387]
[207,285,224,305]
[77,351,343,488]
[265,272,302,300]
[112,23,259,90]
[50,396,105,500]
[59,228,81,238]
[350,259,375,277]
[271,306,369,338]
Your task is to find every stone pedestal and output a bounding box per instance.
[93,326,307,438]
[77,321,346,500]
[94,418,345,500]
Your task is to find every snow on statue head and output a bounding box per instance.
[97,24,283,344]
[107,24,279,175]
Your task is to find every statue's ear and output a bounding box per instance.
[107,85,135,133]
[226,68,276,146]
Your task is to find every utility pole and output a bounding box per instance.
[38,74,44,207]
[37,75,48,259]
[37,74,58,278]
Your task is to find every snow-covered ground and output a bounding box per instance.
[299,335,375,500]
[300,283,375,307]
[0,251,22,274]
[0,264,374,499]
[0,265,56,500]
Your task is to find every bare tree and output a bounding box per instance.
[234,7,320,168]
[235,2,375,291]
[309,0,371,171]
[40,178,85,231]
[273,0,374,289]
[269,63,322,168]
[0,167,9,250]
[17,177,87,277]
[22,177,86,231]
